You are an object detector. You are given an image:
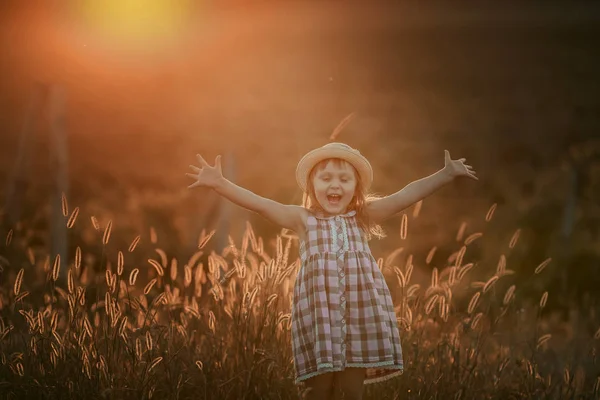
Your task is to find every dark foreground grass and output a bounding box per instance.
[1,203,600,400]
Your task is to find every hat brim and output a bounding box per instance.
[296,147,373,192]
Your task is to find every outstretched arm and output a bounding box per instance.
[366,150,478,223]
[187,154,306,233]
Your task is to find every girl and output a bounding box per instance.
[187,142,477,399]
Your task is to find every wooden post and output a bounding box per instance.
[47,84,69,285]
[3,83,45,227]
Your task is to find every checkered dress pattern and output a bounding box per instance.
[291,210,404,385]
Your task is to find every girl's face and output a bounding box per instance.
[311,159,357,215]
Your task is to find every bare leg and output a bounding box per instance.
[301,372,335,400]
[332,368,366,400]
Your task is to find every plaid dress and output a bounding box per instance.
[291,209,404,385]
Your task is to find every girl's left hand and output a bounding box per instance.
[444,150,478,181]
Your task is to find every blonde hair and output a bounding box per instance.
[301,158,386,240]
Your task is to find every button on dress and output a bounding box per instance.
[291,210,404,385]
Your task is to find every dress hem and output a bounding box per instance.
[295,361,404,385]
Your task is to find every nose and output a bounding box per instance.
[329,180,341,189]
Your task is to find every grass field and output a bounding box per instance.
[1,1,600,399]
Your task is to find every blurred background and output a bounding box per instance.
[0,0,599,311]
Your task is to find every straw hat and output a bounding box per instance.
[295,142,373,192]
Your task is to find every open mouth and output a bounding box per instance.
[327,194,342,205]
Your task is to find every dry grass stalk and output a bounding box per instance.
[129,235,141,252]
[102,220,113,245]
[400,214,408,240]
[509,228,521,249]
[465,232,483,245]
[117,251,124,276]
[170,258,178,281]
[504,285,516,305]
[150,227,158,244]
[455,246,467,268]
[483,275,499,293]
[431,268,439,288]
[485,203,497,222]
[496,255,506,275]
[457,263,474,281]
[537,334,552,349]
[468,292,481,314]
[149,357,162,372]
[148,259,164,277]
[426,246,437,265]
[456,222,467,241]
[540,291,549,308]
[413,200,423,218]
[66,207,79,229]
[13,268,24,296]
[52,255,61,282]
[329,112,355,141]
[535,258,552,274]
[61,193,68,217]
[75,246,81,269]
[91,216,100,230]
[198,229,216,249]
[67,269,74,294]
[144,279,157,295]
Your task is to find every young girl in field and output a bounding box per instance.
[186,142,477,400]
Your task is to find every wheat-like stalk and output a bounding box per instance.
[117,251,124,276]
[148,356,162,372]
[540,291,549,309]
[456,222,467,242]
[102,220,113,245]
[148,259,164,276]
[455,246,467,268]
[426,246,437,265]
[91,216,100,230]
[329,112,355,140]
[457,263,474,281]
[496,255,506,275]
[67,269,74,294]
[52,255,61,281]
[537,334,552,349]
[61,193,69,217]
[485,203,497,222]
[413,200,423,218]
[509,228,521,249]
[471,312,483,329]
[75,246,81,269]
[144,279,157,295]
[198,229,216,249]
[129,268,139,286]
[170,258,178,281]
[129,235,141,252]
[503,285,516,305]
[184,265,192,287]
[13,268,24,296]
[483,275,499,293]
[400,214,408,240]
[465,232,483,245]
[425,295,439,315]
[468,292,481,314]
[6,229,13,246]
[150,227,158,244]
[66,207,79,229]
[535,258,552,274]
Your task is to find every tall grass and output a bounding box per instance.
[1,202,600,400]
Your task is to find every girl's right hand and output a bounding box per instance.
[186,154,224,189]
